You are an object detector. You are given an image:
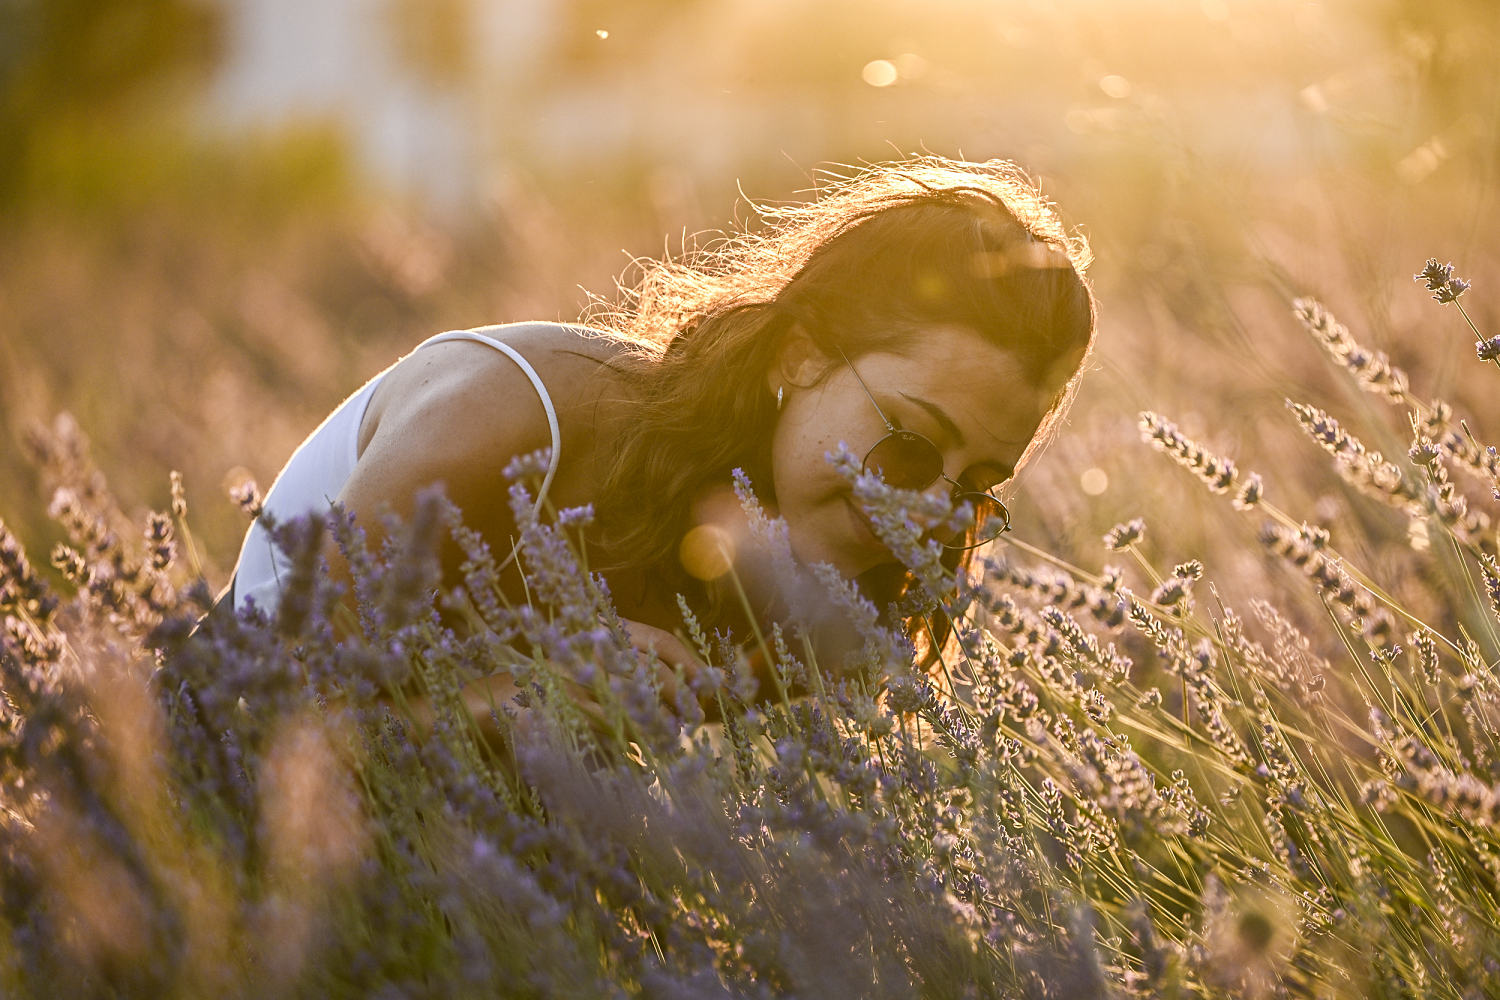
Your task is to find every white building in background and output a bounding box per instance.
[201,0,1121,213]
[201,0,867,213]
[207,0,563,212]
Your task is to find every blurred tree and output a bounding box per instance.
[387,0,473,90]
[0,0,223,205]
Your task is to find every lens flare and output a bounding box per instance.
[679,523,735,580]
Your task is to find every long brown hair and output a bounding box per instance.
[581,156,1097,665]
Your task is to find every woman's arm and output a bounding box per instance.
[401,619,710,745]
[336,338,553,574]
[318,327,710,733]
[327,326,620,611]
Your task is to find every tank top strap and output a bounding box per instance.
[414,327,562,523]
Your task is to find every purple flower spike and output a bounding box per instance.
[1415,257,1471,303]
[1416,258,1452,290]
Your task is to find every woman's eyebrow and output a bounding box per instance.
[899,392,964,446]
[899,391,1034,458]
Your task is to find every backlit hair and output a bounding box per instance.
[580,156,1097,667]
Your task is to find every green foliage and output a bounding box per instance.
[0,0,223,205]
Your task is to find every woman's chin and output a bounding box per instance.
[839,498,902,575]
[781,497,898,580]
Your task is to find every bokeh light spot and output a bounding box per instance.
[862,60,899,88]
[1237,910,1275,953]
[595,28,609,39]
[893,52,928,81]
[1080,467,1109,496]
[680,524,735,581]
[1099,74,1131,99]
[913,268,950,301]
[1396,138,1447,185]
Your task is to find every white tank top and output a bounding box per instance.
[229,323,567,613]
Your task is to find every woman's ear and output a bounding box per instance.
[767,322,830,395]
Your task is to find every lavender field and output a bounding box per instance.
[3,1,1500,996]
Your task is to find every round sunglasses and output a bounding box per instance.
[836,348,1013,550]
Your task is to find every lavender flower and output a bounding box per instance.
[1103,517,1145,551]
[1150,561,1201,615]
[1295,297,1411,402]
[1287,401,1422,513]
[1416,258,1471,303]
[229,479,264,520]
[1233,472,1265,510]
[1416,258,1500,375]
[6,320,1500,997]
[1480,554,1500,625]
[1138,412,1241,495]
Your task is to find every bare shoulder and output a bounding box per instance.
[359,322,632,459]
[468,320,629,378]
[337,322,638,537]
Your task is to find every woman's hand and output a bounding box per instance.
[434,620,708,739]
[618,618,707,706]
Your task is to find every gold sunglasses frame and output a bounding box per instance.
[835,347,1013,550]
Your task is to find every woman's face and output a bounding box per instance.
[766,324,1056,578]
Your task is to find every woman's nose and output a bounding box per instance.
[920,476,954,506]
[908,476,962,538]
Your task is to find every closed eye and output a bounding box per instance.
[964,463,1014,493]
[900,392,964,448]
[887,402,942,446]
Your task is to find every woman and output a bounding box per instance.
[227,155,1096,688]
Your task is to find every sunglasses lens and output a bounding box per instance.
[864,431,943,490]
[945,493,1013,550]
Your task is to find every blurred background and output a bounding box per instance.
[2,0,1496,632]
